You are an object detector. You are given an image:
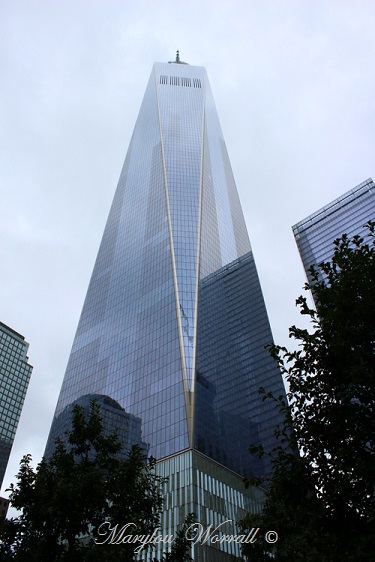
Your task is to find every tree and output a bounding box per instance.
[0,401,193,562]
[156,513,195,562]
[240,223,375,562]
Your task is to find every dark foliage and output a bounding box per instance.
[0,401,193,561]
[241,223,375,562]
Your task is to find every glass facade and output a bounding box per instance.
[0,322,33,488]
[154,450,264,562]
[47,60,287,560]
[46,393,149,460]
[293,178,375,286]
[195,252,286,479]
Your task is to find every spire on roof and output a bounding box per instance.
[168,50,189,65]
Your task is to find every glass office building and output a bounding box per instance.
[47,57,286,560]
[0,321,33,489]
[293,178,375,286]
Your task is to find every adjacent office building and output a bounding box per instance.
[46,55,286,561]
[0,496,9,518]
[0,321,33,489]
[293,177,375,285]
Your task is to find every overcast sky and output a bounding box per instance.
[1,0,375,496]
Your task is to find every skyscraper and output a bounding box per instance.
[293,177,375,286]
[0,321,33,489]
[47,55,286,561]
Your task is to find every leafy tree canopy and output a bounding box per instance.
[241,223,375,562]
[0,401,193,562]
